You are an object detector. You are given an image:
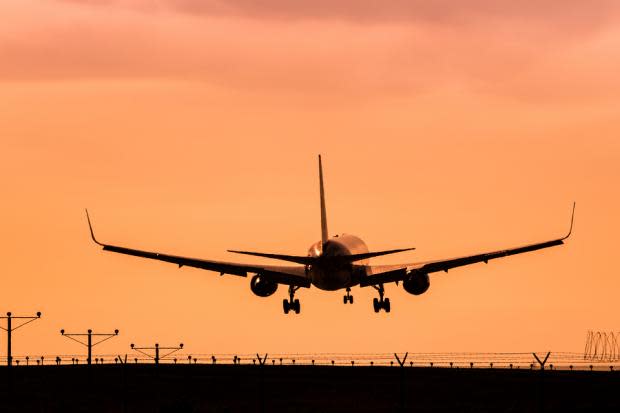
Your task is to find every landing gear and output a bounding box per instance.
[343,288,354,304]
[372,284,391,313]
[283,286,301,314]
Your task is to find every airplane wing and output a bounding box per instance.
[360,203,575,287]
[86,211,310,288]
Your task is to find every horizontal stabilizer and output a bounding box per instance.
[339,247,415,263]
[228,247,414,264]
[227,250,315,265]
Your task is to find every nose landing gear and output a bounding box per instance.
[343,287,354,304]
[372,284,390,313]
[283,286,301,314]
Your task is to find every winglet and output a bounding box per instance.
[562,202,576,241]
[85,209,104,246]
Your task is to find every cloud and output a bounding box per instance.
[1,0,619,101]
[61,0,620,28]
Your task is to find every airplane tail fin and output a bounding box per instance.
[319,155,328,248]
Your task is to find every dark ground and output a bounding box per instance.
[1,364,618,412]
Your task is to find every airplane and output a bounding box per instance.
[86,155,575,314]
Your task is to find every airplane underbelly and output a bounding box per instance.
[311,268,350,291]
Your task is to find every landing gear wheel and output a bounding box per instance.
[344,288,353,304]
[284,286,301,315]
[372,284,390,313]
[373,297,380,313]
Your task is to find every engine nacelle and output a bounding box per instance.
[250,275,278,297]
[403,272,430,295]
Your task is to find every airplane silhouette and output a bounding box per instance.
[86,155,574,314]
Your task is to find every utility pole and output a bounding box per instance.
[0,311,42,366]
[130,343,183,365]
[60,328,119,365]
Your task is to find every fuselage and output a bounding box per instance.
[307,234,369,290]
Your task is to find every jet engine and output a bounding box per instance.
[403,272,430,295]
[250,274,278,297]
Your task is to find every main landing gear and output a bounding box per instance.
[343,287,354,304]
[372,284,390,313]
[283,286,300,314]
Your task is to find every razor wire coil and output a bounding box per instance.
[584,331,619,361]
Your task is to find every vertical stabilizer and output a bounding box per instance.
[319,155,329,246]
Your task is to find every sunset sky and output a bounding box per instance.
[1,0,620,359]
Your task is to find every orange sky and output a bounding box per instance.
[1,0,620,358]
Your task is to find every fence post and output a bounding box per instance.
[256,353,268,413]
[394,353,408,411]
[533,352,551,413]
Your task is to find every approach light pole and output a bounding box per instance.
[60,328,119,365]
[0,311,42,366]
[130,343,184,365]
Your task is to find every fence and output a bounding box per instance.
[1,351,617,371]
